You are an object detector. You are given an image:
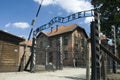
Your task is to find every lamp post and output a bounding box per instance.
[45,45,50,66]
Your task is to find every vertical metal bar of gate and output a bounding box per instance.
[91,21,97,80]
[86,39,90,80]
[111,25,117,73]
[59,36,63,70]
[30,31,37,72]
[96,10,102,80]
[91,9,101,80]
[23,0,44,71]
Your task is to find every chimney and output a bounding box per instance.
[51,27,53,33]
[56,25,58,32]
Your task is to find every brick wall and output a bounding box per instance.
[36,29,88,68]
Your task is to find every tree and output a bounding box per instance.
[91,0,120,46]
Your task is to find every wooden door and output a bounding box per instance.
[0,41,19,72]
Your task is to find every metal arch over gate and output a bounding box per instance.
[16,0,120,79]
[32,9,95,73]
[35,9,94,34]
[25,8,102,80]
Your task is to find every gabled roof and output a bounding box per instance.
[37,24,88,38]
[100,35,107,40]
[0,30,25,42]
[20,40,32,46]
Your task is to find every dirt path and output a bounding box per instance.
[0,67,86,80]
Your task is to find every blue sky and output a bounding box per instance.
[0,0,93,39]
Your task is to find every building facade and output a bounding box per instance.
[36,24,88,69]
[19,40,32,70]
[0,30,25,72]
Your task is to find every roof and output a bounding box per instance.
[37,24,88,38]
[20,40,32,46]
[0,30,25,42]
[100,35,107,40]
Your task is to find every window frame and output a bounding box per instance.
[63,35,68,45]
[64,50,68,59]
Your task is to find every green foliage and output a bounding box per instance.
[91,0,120,38]
[117,39,120,46]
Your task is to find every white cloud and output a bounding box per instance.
[57,0,93,13]
[34,0,56,6]
[48,11,53,14]
[13,22,30,29]
[57,12,63,16]
[5,22,30,29]
[19,35,27,39]
[5,23,11,27]
[84,17,94,24]
[34,0,93,13]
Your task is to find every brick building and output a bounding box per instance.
[36,24,88,69]
[19,40,32,70]
[0,30,25,72]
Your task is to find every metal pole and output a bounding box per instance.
[86,39,90,80]
[30,31,36,72]
[59,36,63,70]
[46,49,48,66]
[102,53,107,80]
[96,10,102,80]
[45,46,49,66]
[91,21,97,80]
[23,0,44,71]
[91,9,102,80]
[111,25,117,73]
[56,41,59,69]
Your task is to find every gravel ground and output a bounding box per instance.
[0,67,86,80]
[107,73,120,80]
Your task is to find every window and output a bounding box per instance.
[81,51,84,62]
[55,38,58,46]
[0,43,2,55]
[49,40,52,47]
[40,41,43,48]
[48,52,53,62]
[74,36,79,47]
[81,37,85,47]
[75,36,78,44]
[75,50,79,59]
[64,50,68,59]
[63,36,68,45]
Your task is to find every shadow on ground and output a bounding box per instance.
[59,76,86,80]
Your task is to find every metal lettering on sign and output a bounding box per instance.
[35,9,94,34]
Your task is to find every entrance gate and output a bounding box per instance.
[19,6,120,80]
[29,9,102,80]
